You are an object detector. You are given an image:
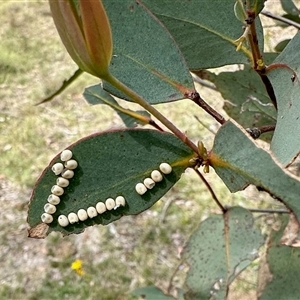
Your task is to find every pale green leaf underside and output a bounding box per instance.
[102,0,194,104]
[142,0,264,69]
[83,84,150,128]
[268,31,300,166]
[184,207,264,300]
[210,120,300,221]
[28,129,194,237]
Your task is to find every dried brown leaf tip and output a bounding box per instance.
[28,222,49,239]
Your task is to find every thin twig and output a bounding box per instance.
[194,168,226,213]
[226,206,289,214]
[148,119,164,132]
[258,74,277,109]
[194,115,217,135]
[246,125,276,139]
[167,262,182,295]
[246,10,278,110]
[262,11,300,30]
[159,196,175,224]
[259,125,276,134]
[187,91,226,125]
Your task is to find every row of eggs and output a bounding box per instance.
[41,149,77,224]
[57,196,126,227]
[41,148,173,227]
[54,163,172,227]
[135,162,172,195]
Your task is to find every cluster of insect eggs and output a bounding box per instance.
[41,149,78,224]
[135,162,172,195]
[57,195,126,227]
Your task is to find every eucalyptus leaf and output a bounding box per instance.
[142,0,264,69]
[28,129,194,238]
[209,120,300,222]
[274,39,291,52]
[83,84,150,128]
[184,207,264,300]
[102,0,195,105]
[268,31,300,166]
[247,0,267,15]
[259,246,300,300]
[280,0,300,16]
[131,286,176,300]
[206,67,276,142]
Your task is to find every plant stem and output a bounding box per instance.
[262,11,300,30]
[194,168,225,213]
[245,208,289,214]
[194,115,217,135]
[103,72,199,154]
[258,74,277,109]
[188,92,226,125]
[246,125,276,139]
[246,10,278,109]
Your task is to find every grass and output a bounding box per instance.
[0,1,294,299]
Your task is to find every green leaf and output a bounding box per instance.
[39,68,84,104]
[274,39,291,52]
[205,67,276,142]
[142,0,264,69]
[247,0,267,15]
[131,286,176,300]
[234,0,247,24]
[183,207,264,300]
[27,129,194,238]
[83,84,150,128]
[259,246,300,299]
[280,0,300,16]
[263,52,279,65]
[267,31,300,166]
[101,0,194,105]
[209,120,300,221]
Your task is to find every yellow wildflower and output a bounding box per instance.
[71,259,85,276]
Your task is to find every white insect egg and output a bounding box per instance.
[44,203,57,214]
[47,194,60,205]
[96,202,106,214]
[58,215,69,227]
[151,170,163,182]
[51,185,64,196]
[135,183,147,195]
[60,149,73,161]
[64,159,78,170]
[87,206,98,218]
[105,198,116,210]
[56,177,69,188]
[61,169,74,179]
[143,177,155,189]
[159,162,172,174]
[114,196,126,209]
[41,213,53,224]
[52,163,64,175]
[68,212,79,224]
[77,209,88,221]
